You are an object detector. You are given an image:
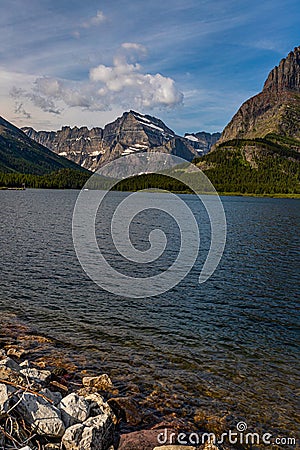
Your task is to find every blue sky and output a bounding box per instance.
[0,0,299,134]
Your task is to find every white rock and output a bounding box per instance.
[39,388,62,406]
[62,412,114,450]
[85,392,113,418]
[0,357,20,372]
[20,367,51,384]
[16,392,65,437]
[59,393,90,427]
[19,360,30,368]
[18,447,33,450]
[0,383,17,418]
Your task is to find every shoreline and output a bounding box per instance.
[0,186,299,199]
[0,319,228,450]
[1,313,298,450]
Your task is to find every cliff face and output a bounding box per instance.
[23,111,200,171]
[97,111,198,167]
[263,48,300,93]
[184,132,221,154]
[22,125,104,170]
[218,46,300,145]
[196,47,300,194]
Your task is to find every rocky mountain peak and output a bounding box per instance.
[21,111,220,171]
[216,46,300,145]
[263,46,300,93]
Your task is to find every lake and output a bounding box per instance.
[0,189,299,439]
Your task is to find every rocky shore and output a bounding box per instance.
[2,314,294,450]
[0,344,222,450]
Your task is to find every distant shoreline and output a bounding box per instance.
[1,186,299,199]
[218,192,300,199]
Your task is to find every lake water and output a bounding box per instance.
[0,189,299,439]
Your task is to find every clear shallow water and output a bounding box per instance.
[0,189,299,438]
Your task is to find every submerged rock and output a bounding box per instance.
[118,428,178,450]
[108,396,142,426]
[82,374,113,391]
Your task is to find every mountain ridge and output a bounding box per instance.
[197,46,300,194]
[22,111,219,171]
[217,46,300,145]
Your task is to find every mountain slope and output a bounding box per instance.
[22,125,103,171]
[197,47,300,194]
[0,116,87,175]
[217,46,300,147]
[184,131,221,154]
[97,111,198,167]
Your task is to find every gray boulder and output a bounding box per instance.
[84,392,114,417]
[39,388,62,406]
[59,393,90,427]
[16,392,65,437]
[0,357,20,372]
[0,383,17,418]
[62,411,114,450]
[20,367,51,385]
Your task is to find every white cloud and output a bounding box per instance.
[121,42,147,54]
[71,30,81,39]
[82,10,107,28]
[9,44,183,118]
[91,10,106,25]
[90,46,183,108]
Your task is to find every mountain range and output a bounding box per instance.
[0,45,299,194]
[22,111,217,172]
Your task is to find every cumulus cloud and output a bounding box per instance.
[90,55,183,107]
[10,43,183,116]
